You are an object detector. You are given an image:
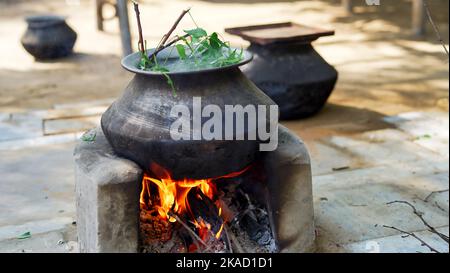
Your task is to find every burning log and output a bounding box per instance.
[187,187,223,236]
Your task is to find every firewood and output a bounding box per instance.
[187,188,223,234]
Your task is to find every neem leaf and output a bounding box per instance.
[176,44,186,59]
[184,28,207,39]
[180,36,194,52]
[17,231,31,240]
[209,32,221,49]
[81,130,96,142]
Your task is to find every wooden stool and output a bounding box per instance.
[96,0,132,56]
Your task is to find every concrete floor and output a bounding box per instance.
[0,106,447,253]
[0,0,448,252]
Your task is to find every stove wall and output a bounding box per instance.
[74,126,315,252]
[74,128,142,252]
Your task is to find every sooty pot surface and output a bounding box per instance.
[101,50,277,179]
[21,15,77,60]
[243,42,338,120]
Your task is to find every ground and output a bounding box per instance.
[0,0,448,252]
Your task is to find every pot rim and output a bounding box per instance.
[121,47,253,76]
[25,15,67,27]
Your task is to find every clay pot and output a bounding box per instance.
[21,15,77,60]
[242,42,338,119]
[101,49,277,180]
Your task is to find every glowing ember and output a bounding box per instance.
[139,163,249,243]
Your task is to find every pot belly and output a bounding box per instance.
[103,131,259,180]
[243,43,338,119]
[101,69,276,179]
[101,103,260,179]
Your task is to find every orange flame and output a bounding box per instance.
[140,164,249,240]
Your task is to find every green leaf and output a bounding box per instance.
[415,134,432,140]
[135,14,242,92]
[176,44,187,59]
[184,28,207,39]
[180,36,194,52]
[81,130,96,142]
[199,40,211,54]
[17,231,31,240]
[162,72,177,97]
[152,66,170,73]
[209,32,222,49]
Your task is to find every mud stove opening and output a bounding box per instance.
[74,126,315,253]
[139,162,275,253]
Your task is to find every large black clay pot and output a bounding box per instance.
[101,49,277,180]
[243,42,338,120]
[21,15,77,60]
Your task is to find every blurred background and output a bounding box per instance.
[0,0,448,115]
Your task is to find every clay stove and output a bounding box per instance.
[74,126,314,253]
[73,49,315,253]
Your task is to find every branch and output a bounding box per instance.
[423,0,449,58]
[148,34,190,61]
[161,8,190,46]
[434,201,447,213]
[383,225,440,253]
[150,8,191,60]
[225,224,246,253]
[223,224,233,253]
[424,189,449,202]
[132,1,145,54]
[168,211,209,249]
[387,200,449,243]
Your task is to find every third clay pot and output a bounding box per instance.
[243,42,338,120]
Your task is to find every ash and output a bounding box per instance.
[140,175,277,253]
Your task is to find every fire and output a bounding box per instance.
[140,163,248,241]
[141,174,214,222]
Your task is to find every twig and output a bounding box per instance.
[386,200,449,243]
[241,190,267,215]
[383,225,440,253]
[424,189,449,202]
[223,224,233,253]
[168,212,209,249]
[148,34,190,60]
[150,8,191,59]
[434,201,447,213]
[225,224,246,253]
[230,190,267,227]
[423,0,449,58]
[132,1,145,54]
[162,8,190,46]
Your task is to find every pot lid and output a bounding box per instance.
[225,22,334,45]
[25,15,66,27]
